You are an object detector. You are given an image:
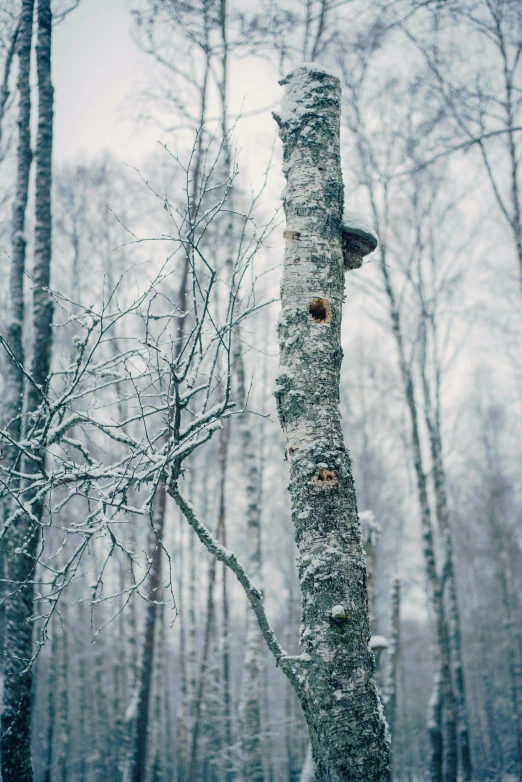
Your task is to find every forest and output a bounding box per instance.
[0,0,521,780]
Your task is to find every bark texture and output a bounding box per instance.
[0,0,34,691]
[273,63,390,782]
[1,4,53,780]
[27,0,54,414]
[3,0,33,482]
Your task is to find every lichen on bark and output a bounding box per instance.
[274,63,390,781]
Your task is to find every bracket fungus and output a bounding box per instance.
[369,635,389,653]
[370,634,389,671]
[341,210,378,271]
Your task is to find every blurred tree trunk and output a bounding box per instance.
[77,605,89,782]
[217,420,233,779]
[43,622,57,782]
[112,565,128,780]
[285,581,302,782]
[274,63,390,781]
[130,26,211,775]
[217,4,235,773]
[238,351,265,781]
[188,533,218,782]
[177,519,189,780]
[0,19,20,152]
[385,580,401,776]
[131,483,167,782]
[419,318,473,781]
[376,237,457,782]
[488,483,522,772]
[94,632,109,782]
[55,606,69,782]
[150,612,167,782]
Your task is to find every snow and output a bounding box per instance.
[342,210,378,244]
[370,635,389,650]
[295,62,337,78]
[124,687,139,723]
[277,63,338,128]
[331,605,346,620]
[377,696,391,747]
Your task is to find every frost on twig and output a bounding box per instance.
[0,132,275,664]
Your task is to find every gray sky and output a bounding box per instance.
[53,0,282,188]
[53,0,156,163]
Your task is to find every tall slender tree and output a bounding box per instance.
[273,62,390,780]
[1,2,54,779]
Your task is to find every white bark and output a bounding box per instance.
[273,62,390,782]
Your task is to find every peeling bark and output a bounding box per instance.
[274,63,390,781]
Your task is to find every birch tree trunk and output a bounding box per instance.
[1,3,53,779]
[0,20,20,154]
[384,579,401,777]
[217,419,234,780]
[238,356,265,782]
[77,605,89,782]
[0,0,34,702]
[131,483,167,782]
[27,0,53,416]
[419,323,473,781]
[94,633,109,782]
[377,249,457,782]
[177,521,189,780]
[489,494,522,772]
[43,623,57,782]
[3,0,33,466]
[188,545,218,782]
[273,63,390,782]
[54,607,69,782]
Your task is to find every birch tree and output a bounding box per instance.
[336,34,477,779]
[1,1,40,778]
[272,62,390,780]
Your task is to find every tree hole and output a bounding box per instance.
[312,468,339,487]
[308,298,331,324]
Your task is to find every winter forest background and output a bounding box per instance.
[0,0,521,780]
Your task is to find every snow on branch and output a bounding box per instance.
[0,130,275,660]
